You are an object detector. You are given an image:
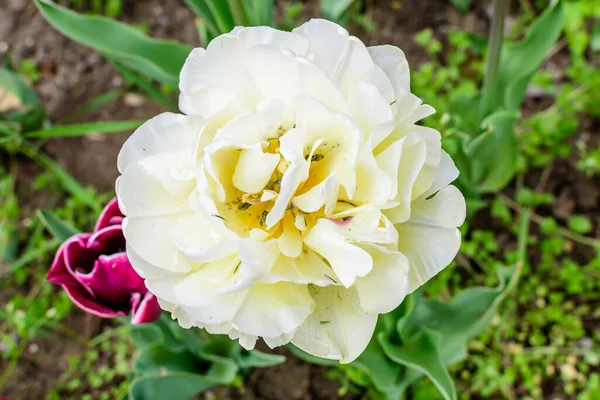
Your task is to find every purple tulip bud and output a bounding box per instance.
[48,198,161,324]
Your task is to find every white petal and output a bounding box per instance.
[267,128,309,228]
[422,150,460,198]
[348,82,394,136]
[123,213,193,273]
[212,100,285,145]
[263,249,339,287]
[376,134,426,224]
[137,151,195,196]
[292,285,377,364]
[351,144,394,206]
[234,26,309,55]
[126,243,169,279]
[233,146,280,193]
[264,331,297,349]
[171,214,238,263]
[396,222,462,294]
[293,173,338,214]
[118,112,203,173]
[261,190,278,202]
[179,48,259,117]
[367,45,410,100]
[117,160,189,218]
[294,19,394,102]
[411,185,466,228]
[232,282,314,338]
[304,219,372,287]
[241,44,349,114]
[410,125,442,200]
[276,216,303,258]
[354,244,409,314]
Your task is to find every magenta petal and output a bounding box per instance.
[49,234,93,285]
[75,252,145,306]
[88,226,126,256]
[131,291,162,324]
[95,198,124,231]
[60,282,128,318]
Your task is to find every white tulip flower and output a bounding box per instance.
[116,19,466,363]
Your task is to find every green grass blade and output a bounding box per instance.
[38,210,79,241]
[35,0,191,85]
[184,0,221,39]
[110,61,178,112]
[25,120,142,138]
[65,89,124,121]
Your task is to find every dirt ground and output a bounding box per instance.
[7,0,593,399]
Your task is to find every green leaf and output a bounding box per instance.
[0,68,45,131]
[37,210,78,241]
[379,330,456,400]
[466,110,518,193]
[66,89,124,121]
[36,152,99,211]
[110,61,177,112]
[591,22,600,52]
[288,344,338,366]
[35,0,191,85]
[134,343,200,374]
[320,0,355,24]
[184,0,220,42]
[128,371,225,400]
[235,349,286,369]
[185,0,235,39]
[130,323,164,350]
[496,0,565,112]
[401,267,518,365]
[243,0,274,26]
[25,120,142,138]
[353,339,402,398]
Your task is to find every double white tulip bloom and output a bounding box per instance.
[116,19,466,363]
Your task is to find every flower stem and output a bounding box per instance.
[479,0,509,123]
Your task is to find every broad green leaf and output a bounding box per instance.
[134,343,200,374]
[25,120,142,138]
[288,344,338,366]
[243,0,274,26]
[320,0,355,24]
[130,322,182,351]
[35,0,191,85]
[401,267,518,365]
[128,371,225,400]
[235,349,286,369]
[353,339,402,398]
[466,111,518,193]
[496,0,565,112]
[227,0,250,26]
[379,330,456,400]
[184,0,221,40]
[37,210,78,241]
[185,0,235,37]
[0,68,45,131]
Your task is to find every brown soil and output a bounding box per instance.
[0,0,507,399]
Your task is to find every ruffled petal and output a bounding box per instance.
[231,282,314,341]
[292,285,377,364]
[354,244,409,314]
